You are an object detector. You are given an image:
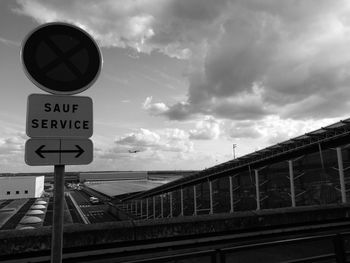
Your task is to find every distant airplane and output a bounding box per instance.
[128,150,140,153]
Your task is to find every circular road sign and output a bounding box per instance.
[21,22,102,95]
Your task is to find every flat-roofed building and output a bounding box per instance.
[0,175,44,200]
[79,171,148,182]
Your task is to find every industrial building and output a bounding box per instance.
[0,175,44,200]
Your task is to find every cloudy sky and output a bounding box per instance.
[0,0,349,173]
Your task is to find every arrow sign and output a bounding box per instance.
[36,145,84,158]
[25,138,93,166]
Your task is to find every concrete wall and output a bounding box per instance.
[0,176,44,200]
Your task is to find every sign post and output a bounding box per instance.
[21,22,102,263]
[52,164,65,263]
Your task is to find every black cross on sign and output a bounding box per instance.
[21,22,102,95]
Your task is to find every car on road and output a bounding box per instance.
[89,197,99,204]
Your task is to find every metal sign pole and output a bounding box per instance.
[51,164,65,263]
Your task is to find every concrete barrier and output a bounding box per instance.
[66,192,89,224]
[0,204,350,256]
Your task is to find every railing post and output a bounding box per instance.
[180,188,184,216]
[255,169,260,210]
[229,176,234,213]
[209,180,214,214]
[153,196,156,219]
[219,248,226,263]
[170,192,173,218]
[336,147,347,203]
[194,185,197,216]
[140,199,143,219]
[318,143,325,169]
[146,198,149,219]
[213,249,223,263]
[333,234,346,263]
[288,160,296,207]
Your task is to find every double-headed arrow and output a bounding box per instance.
[35,145,84,158]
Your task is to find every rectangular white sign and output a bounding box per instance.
[25,138,93,166]
[26,94,93,138]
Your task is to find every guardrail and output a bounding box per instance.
[66,192,90,224]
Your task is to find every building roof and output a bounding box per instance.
[87,180,170,197]
[27,210,44,216]
[35,201,47,205]
[18,226,36,230]
[20,216,42,224]
[31,205,46,210]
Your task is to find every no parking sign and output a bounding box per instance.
[21,22,102,95]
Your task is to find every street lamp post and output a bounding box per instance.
[233,144,237,159]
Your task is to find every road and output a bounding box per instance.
[69,189,118,224]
